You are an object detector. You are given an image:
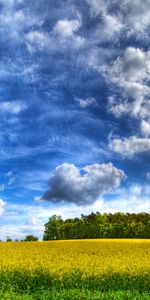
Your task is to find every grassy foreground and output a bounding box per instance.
[0,290,150,300]
[0,239,150,298]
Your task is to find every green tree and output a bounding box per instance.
[24,235,38,241]
[6,236,12,242]
[43,215,63,240]
[43,212,150,240]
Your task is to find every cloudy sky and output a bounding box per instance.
[0,0,150,240]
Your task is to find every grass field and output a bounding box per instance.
[0,239,150,299]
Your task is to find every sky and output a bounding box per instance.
[0,0,150,240]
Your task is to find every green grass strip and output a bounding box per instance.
[0,290,150,300]
[0,270,150,295]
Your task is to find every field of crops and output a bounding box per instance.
[0,239,150,299]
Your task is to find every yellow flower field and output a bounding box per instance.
[0,239,150,277]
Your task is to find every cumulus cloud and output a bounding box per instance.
[54,19,81,37]
[86,0,150,40]
[86,0,123,42]
[110,47,150,83]
[106,47,150,120]
[41,163,126,205]
[104,47,150,153]
[109,136,150,156]
[141,120,150,137]
[122,0,150,39]
[53,18,84,46]
[75,97,98,108]
[0,101,26,114]
[103,14,123,38]
[84,3,150,149]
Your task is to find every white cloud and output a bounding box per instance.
[0,10,25,34]
[26,18,84,54]
[102,194,150,214]
[75,97,98,108]
[0,199,5,216]
[0,202,46,240]
[106,47,150,157]
[86,0,150,40]
[0,1,45,45]
[107,183,150,213]
[1,2,43,26]
[86,0,107,17]
[86,0,123,42]
[104,47,150,134]
[0,101,26,114]
[103,14,123,38]
[109,84,150,119]
[111,47,150,82]
[41,162,126,205]
[26,31,50,53]
[0,223,44,241]
[109,136,150,156]
[129,184,142,195]
[26,216,37,226]
[53,18,84,47]
[141,120,150,137]
[84,4,150,134]
[122,0,150,39]
[53,19,81,38]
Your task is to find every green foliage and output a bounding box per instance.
[24,235,38,241]
[0,270,150,297]
[43,215,63,240]
[0,290,150,300]
[6,236,12,242]
[43,212,150,240]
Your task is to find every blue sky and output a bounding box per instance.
[0,0,150,240]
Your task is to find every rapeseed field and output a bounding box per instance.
[0,239,150,299]
[1,239,150,275]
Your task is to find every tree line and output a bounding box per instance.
[2,212,150,241]
[43,212,150,240]
[2,235,39,242]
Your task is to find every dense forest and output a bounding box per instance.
[43,212,150,240]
